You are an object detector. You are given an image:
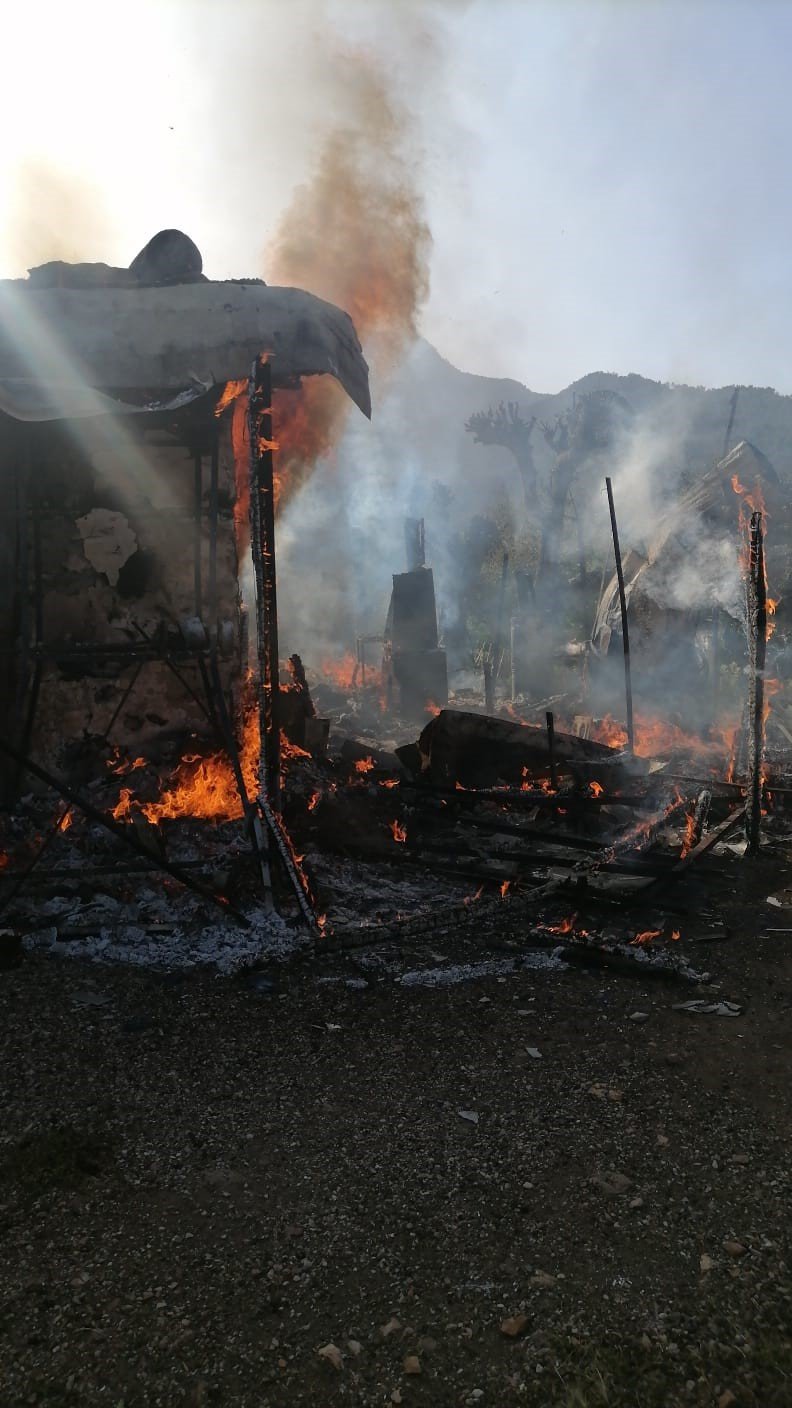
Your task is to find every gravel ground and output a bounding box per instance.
[2,859,792,1407]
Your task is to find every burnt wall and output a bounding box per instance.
[2,412,245,779]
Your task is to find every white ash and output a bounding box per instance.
[399,951,567,988]
[21,902,307,975]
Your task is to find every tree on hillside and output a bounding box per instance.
[536,390,633,584]
[466,389,633,596]
[465,402,538,508]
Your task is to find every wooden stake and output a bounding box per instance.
[605,478,634,755]
[545,710,558,791]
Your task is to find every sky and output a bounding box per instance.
[2,0,791,394]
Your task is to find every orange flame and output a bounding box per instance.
[308,790,321,812]
[631,929,661,946]
[731,472,765,515]
[380,778,399,789]
[109,753,146,777]
[588,712,740,764]
[389,819,407,844]
[464,884,485,907]
[679,811,698,860]
[112,706,261,825]
[500,879,511,899]
[545,915,576,935]
[280,731,312,762]
[588,780,604,798]
[671,929,681,941]
[316,652,357,691]
[354,756,375,774]
[214,378,248,419]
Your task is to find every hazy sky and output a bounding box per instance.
[2,0,791,393]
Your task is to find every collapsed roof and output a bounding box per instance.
[591,440,782,652]
[0,229,371,423]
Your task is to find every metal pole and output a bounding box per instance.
[605,477,634,755]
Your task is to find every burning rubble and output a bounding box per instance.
[0,226,789,984]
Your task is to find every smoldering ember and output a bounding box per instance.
[3,230,792,1407]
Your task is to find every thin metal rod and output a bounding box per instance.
[605,477,634,754]
[103,661,144,740]
[723,386,739,460]
[130,622,214,725]
[248,357,281,810]
[0,733,249,926]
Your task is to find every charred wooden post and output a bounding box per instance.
[605,477,634,755]
[745,510,767,854]
[248,356,281,810]
[546,710,558,791]
[483,656,494,713]
[510,617,521,701]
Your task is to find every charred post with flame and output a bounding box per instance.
[249,356,281,811]
[745,510,767,854]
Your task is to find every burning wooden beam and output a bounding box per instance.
[248,356,281,810]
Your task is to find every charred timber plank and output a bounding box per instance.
[416,708,618,788]
[403,779,671,809]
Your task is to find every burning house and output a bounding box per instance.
[0,230,371,808]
